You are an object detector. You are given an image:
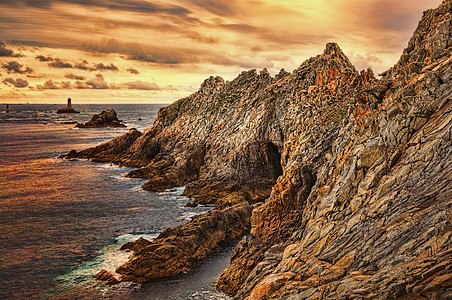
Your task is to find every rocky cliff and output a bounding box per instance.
[64,1,451,298]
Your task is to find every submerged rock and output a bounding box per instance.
[75,109,126,128]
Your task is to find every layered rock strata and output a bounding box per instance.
[75,108,126,128]
[61,128,141,163]
[115,202,251,282]
[65,1,451,298]
[218,1,452,299]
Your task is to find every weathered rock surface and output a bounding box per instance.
[75,109,126,128]
[65,1,451,297]
[217,1,452,299]
[120,237,153,252]
[60,128,141,162]
[95,270,120,285]
[115,201,252,283]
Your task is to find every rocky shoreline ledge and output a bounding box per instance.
[62,1,451,298]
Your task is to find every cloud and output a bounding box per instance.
[0,0,191,16]
[48,59,73,68]
[73,74,110,89]
[83,38,190,64]
[45,57,120,71]
[73,60,91,71]
[35,79,72,90]
[83,38,271,68]
[85,73,109,89]
[3,77,29,88]
[94,63,119,71]
[65,73,85,80]
[0,42,22,57]
[124,81,160,90]
[348,52,384,73]
[1,61,33,74]
[185,0,234,16]
[351,0,432,31]
[75,61,119,71]
[126,67,140,74]
[35,55,53,61]
[73,80,90,89]
[61,75,161,91]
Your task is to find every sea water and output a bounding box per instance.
[0,104,231,299]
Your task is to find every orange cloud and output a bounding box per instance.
[0,0,443,103]
[1,61,33,74]
[35,80,71,90]
[124,81,160,90]
[3,77,29,88]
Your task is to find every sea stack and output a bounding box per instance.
[75,109,126,128]
[57,97,79,114]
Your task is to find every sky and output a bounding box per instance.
[0,0,442,104]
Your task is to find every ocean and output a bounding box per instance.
[0,104,231,299]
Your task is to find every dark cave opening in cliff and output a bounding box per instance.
[267,142,283,180]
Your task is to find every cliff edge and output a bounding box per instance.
[63,1,451,298]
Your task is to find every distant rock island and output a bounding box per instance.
[57,97,79,114]
[62,1,452,299]
[75,108,126,128]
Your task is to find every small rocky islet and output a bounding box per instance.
[62,1,452,299]
[75,108,126,128]
[57,97,79,114]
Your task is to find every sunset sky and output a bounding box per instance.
[0,0,442,104]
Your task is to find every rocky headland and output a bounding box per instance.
[75,108,126,128]
[61,128,141,162]
[63,1,451,298]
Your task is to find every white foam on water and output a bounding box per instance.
[52,186,214,297]
[54,233,158,291]
[156,186,186,196]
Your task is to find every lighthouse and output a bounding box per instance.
[57,97,79,113]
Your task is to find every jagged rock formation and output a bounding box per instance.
[61,128,141,162]
[115,202,251,282]
[217,1,452,299]
[75,109,126,128]
[95,270,120,285]
[64,1,451,298]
